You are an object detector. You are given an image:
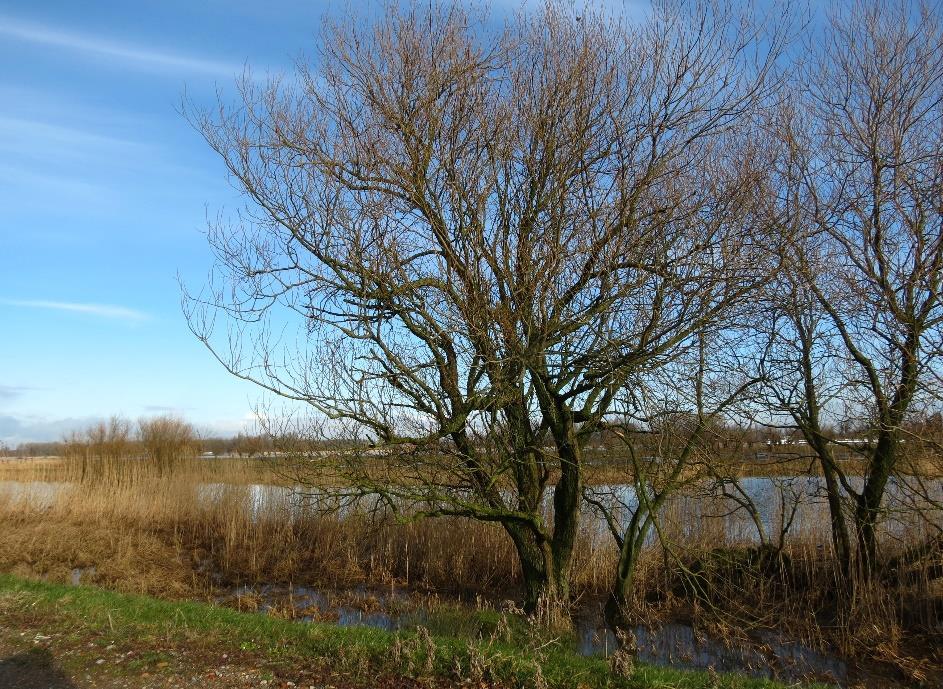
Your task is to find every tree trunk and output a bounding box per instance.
[604,536,645,634]
[550,440,582,602]
[854,432,895,579]
[798,325,854,578]
[504,522,557,613]
[819,453,853,579]
[604,506,653,636]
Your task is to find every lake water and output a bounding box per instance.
[3,473,940,547]
[191,474,942,547]
[0,479,70,508]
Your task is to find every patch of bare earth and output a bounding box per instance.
[0,615,440,689]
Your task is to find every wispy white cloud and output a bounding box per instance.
[0,111,221,203]
[0,116,148,157]
[0,15,238,77]
[0,161,113,205]
[142,405,194,414]
[1,299,150,323]
[198,412,262,438]
[0,413,101,445]
[0,385,38,403]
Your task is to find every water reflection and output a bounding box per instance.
[220,583,847,685]
[5,474,941,547]
[575,614,847,684]
[0,480,70,508]
[222,584,417,631]
[582,475,942,546]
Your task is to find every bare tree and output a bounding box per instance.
[185,0,784,611]
[585,328,764,632]
[762,0,943,579]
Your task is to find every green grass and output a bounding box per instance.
[0,573,828,689]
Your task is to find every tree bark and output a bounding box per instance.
[551,438,582,602]
[854,432,896,579]
[504,522,557,613]
[604,517,651,635]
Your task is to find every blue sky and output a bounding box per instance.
[0,1,345,444]
[0,0,656,445]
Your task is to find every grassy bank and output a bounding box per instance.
[0,573,820,689]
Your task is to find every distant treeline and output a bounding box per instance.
[0,416,273,459]
[4,414,939,461]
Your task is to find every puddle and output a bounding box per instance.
[69,566,96,586]
[221,584,847,685]
[220,584,434,632]
[575,615,847,685]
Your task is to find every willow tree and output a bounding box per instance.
[185,0,783,611]
[762,0,943,579]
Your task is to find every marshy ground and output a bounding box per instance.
[0,455,939,687]
[0,587,419,689]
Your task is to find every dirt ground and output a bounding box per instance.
[0,617,431,689]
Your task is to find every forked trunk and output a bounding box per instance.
[604,511,652,637]
[503,506,579,614]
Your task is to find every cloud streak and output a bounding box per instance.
[0,385,36,402]
[0,116,147,156]
[0,15,238,77]
[0,414,101,445]
[2,299,150,323]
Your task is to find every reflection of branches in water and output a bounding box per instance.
[891,433,943,537]
[892,472,943,537]
[702,473,810,550]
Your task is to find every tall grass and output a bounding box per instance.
[0,453,279,485]
[0,471,613,601]
[60,415,201,485]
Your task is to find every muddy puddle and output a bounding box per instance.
[220,584,847,686]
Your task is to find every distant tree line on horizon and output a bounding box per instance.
[0,416,275,460]
[8,413,932,459]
